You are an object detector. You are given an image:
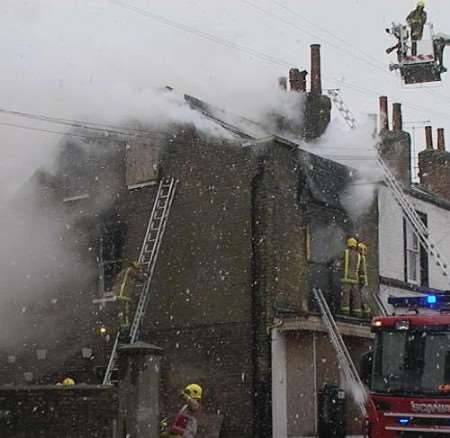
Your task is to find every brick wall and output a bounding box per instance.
[419,148,450,201]
[379,130,412,187]
[0,385,118,438]
[122,127,260,438]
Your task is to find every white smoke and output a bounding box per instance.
[342,372,369,416]
[306,114,383,221]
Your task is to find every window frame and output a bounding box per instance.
[403,211,428,287]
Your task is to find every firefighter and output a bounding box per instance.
[358,242,371,318]
[340,237,361,317]
[162,383,202,438]
[407,0,427,56]
[112,261,144,336]
[56,377,75,385]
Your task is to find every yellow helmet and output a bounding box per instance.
[130,261,141,269]
[346,237,358,248]
[358,242,368,254]
[184,383,203,400]
[417,0,425,7]
[62,377,75,385]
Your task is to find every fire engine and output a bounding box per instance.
[362,295,450,437]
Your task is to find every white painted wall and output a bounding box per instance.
[272,329,288,438]
[378,186,450,291]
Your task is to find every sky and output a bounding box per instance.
[1,0,450,195]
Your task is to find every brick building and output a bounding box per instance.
[6,44,450,438]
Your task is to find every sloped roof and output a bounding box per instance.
[184,92,353,211]
[297,149,351,210]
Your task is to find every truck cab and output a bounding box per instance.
[363,297,450,437]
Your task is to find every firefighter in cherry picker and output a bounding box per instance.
[112,260,145,339]
[407,0,427,56]
[161,383,203,438]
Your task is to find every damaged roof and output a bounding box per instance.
[185,92,352,211]
[297,148,351,210]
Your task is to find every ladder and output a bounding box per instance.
[327,89,358,130]
[103,177,177,384]
[327,89,450,289]
[313,288,368,416]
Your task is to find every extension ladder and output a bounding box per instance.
[313,288,368,416]
[103,177,177,384]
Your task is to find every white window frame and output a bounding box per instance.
[405,221,420,285]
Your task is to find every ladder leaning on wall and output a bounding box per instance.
[313,288,368,416]
[103,177,177,385]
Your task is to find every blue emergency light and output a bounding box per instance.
[398,418,410,425]
[427,295,437,304]
[388,294,450,308]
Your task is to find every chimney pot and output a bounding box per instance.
[289,68,307,92]
[392,103,403,131]
[278,76,287,91]
[310,44,322,95]
[437,128,445,151]
[425,126,434,150]
[379,96,389,131]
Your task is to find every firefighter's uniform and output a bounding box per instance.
[358,242,371,318]
[161,384,202,438]
[340,237,362,317]
[407,1,427,41]
[407,1,427,55]
[113,262,141,330]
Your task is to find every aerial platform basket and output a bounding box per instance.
[388,22,443,85]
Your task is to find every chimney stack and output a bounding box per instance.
[278,76,287,91]
[392,103,403,131]
[310,44,322,95]
[285,45,331,140]
[419,127,450,201]
[437,128,445,151]
[288,68,307,92]
[425,126,434,150]
[379,96,389,131]
[378,96,411,186]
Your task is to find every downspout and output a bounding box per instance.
[250,161,273,438]
[313,331,318,436]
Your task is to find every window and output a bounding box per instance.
[98,223,126,293]
[306,221,346,264]
[403,212,428,286]
[373,329,450,395]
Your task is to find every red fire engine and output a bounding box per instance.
[362,295,450,437]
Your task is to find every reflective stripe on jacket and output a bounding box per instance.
[113,267,135,300]
[341,249,360,284]
[358,254,368,287]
